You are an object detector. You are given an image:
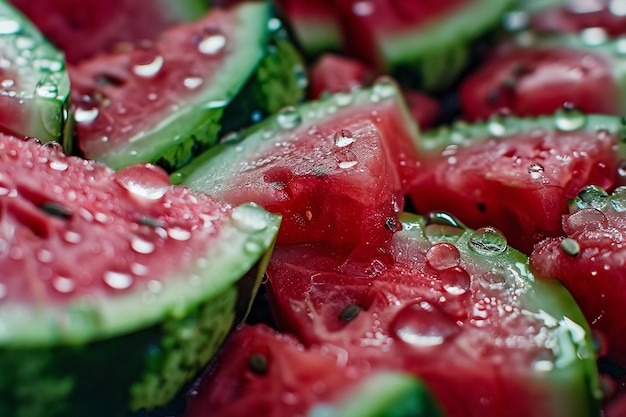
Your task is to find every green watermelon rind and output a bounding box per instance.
[418,112,626,159]
[398,212,601,417]
[308,372,444,417]
[84,2,306,172]
[373,0,516,92]
[0,0,70,143]
[0,203,280,416]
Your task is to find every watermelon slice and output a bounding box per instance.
[0,134,280,417]
[179,324,444,417]
[0,0,70,143]
[70,1,306,171]
[8,0,208,64]
[531,185,626,368]
[265,212,601,417]
[409,112,625,254]
[174,82,419,247]
[459,32,626,120]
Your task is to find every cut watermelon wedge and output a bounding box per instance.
[265,212,601,417]
[174,82,419,247]
[0,1,70,143]
[70,1,306,171]
[0,134,280,417]
[409,112,625,254]
[8,0,208,64]
[531,185,626,368]
[179,324,444,417]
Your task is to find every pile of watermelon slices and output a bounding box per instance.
[3,0,626,416]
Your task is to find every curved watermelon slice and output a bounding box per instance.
[0,134,280,417]
[174,82,419,247]
[265,212,601,417]
[409,112,625,254]
[531,185,626,368]
[8,0,208,64]
[459,31,626,120]
[179,324,444,417]
[0,1,70,143]
[70,1,306,171]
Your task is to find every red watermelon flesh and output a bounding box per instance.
[177,84,420,247]
[8,0,208,64]
[459,45,619,121]
[265,213,600,417]
[409,114,623,254]
[531,186,626,367]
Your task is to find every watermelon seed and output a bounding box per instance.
[468,227,507,256]
[248,353,269,375]
[276,106,302,130]
[554,104,586,132]
[0,17,21,35]
[610,186,626,211]
[333,129,354,147]
[198,32,226,55]
[39,201,72,219]
[339,304,361,322]
[528,163,544,179]
[576,185,609,210]
[138,216,165,228]
[560,238,580,257]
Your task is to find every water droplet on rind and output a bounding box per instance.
[276,106,302,130]
[554,105,586,132]
[468,227,507,256]
[575,185,608,210]
[610,186,626,211]
[231,204,269,233]
[423,212,465,243]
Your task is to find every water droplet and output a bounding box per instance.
[104,271,133,290]
[487,114,508,137]
[564,208,608,234]
[392,301,459,347]
[33,58,64,73]
[198,32,226,55]
[554,105,586,131]
[1,79,14,88]
[610,186,626,212]
[528,163,544,179]
[52,276,75,293]
[503,10,529,31]
[618,160,626,177]
[131,262,149,276]
[293,63,308,89]
[372,76,396,100]
[423,212,465,243]
[168,227,191,241]
[580,27,608,46]
[115,164,170,200]
[468,227,507,256]
[231,204,269,233]
[63,231,82,244]
[333,129,355,147]
[352,0,374,16]
[267,17,282,32]
[276,106,302,130]
[441,267,471,296]
[576,185,608,210]
[133,55,164,77]
[74,107,100,124]
[35,81,58,99]
[243,238,263,254]
[335,148,358,169]
[560,238,580,256]
[48,160,68,171]
[0,18,21,35]
[425,242,461,271]
[36,248,54,263]
[183,77,203,90]
[610,0,626,15]
[14,35,34,50]
[333,91,354,107]
[131,236,156,254]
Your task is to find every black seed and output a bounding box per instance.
[248,353,269,375]
[476,203,486,213]
[138,216,165,228]
[385,217,398,231]
[339,304,361,322]
[39,202,72,219]
[96,74,125,87]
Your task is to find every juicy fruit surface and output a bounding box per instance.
[409,113,623,254]
[180,324,443,417]
[8,0,208,64]
[177,84,419,247]
[531,186,626,367]
[459,45,619,121]
[266,213,600,417]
